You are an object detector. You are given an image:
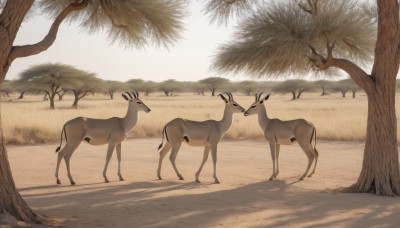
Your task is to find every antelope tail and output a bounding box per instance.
[55,124,67,153]
[310,127,317,150]
[158,126,169,150]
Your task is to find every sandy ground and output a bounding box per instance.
[7,138,400,227]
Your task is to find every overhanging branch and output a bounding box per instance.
[7,0,89,64]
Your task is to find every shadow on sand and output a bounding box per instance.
[19,179,400,227]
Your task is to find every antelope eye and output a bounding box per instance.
[137,102,142,104]
[233,103,238,106]
[251,105,256,108]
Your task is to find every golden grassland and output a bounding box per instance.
[1,92,399,144]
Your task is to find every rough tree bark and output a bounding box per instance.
[308,0,400,196]
[0,0,88,224]
[346,0,400,196]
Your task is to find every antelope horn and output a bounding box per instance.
[225,92,233,101]
[125,91,133,99]
[257,92,264,101]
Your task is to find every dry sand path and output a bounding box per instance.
[7,138,400,227]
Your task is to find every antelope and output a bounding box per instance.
[244,93,318,180]
[157,92,245,184]
[55,91,151,185]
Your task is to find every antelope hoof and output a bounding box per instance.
[157,175,162,180]
[214,179,220,184]
[56,179,61,185]
[269,176,274,181]
[299,177,305,181]
[70,180,76,185]
[119,176,125,181]
[105,178,109,183]
[178,176,184,180]
[195,179,201,183]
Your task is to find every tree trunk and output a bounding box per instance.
[211,88,215,96]
[0,109,50,223]
[320,85,327,96]
[49,93,56,109]
[297,89,304,99]
[0,2,49,221]
[18,91,25,99]
[57,91,65,100]
[343,0,400,196]
[347,89,400,195]
[109,90,114,99]
[290,91,296,100]
[72,98,78,108]
[0,0,87,224]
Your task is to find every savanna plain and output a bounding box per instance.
[3,92,400,227]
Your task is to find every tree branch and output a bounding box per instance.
[78,90,88,99]
[307,44,374,91]
[7,0,89,63]
[331,58,375,91]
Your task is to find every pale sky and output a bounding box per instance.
[8,2,252,83]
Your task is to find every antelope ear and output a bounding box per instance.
[122,94,129,101]
[219,94,228,103]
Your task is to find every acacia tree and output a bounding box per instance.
[238,80,259,96]
[158,79,182,96]
[208,0,400,195]
[314,80,331,96]
[199,77,229,96]
[17,63,96,109]
[62,70,104,108]
[330,80,350,98]
[0,80,12,97]
[0,0,183,224]
[127,79,157,96]
[273,80,313,100]
[105,80,128,99]
[330,79,360,98]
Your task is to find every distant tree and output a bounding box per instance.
[64,74,105,108]
[56,88,67,100]
[0,80,13,97]
[17,63,96,109]
[186,82,206,95]
[237,80,259,96]
[106,80,128,100]
[330,79,360,98]
[314,80,332,96]
[330,80,350,97]
[199,77,229,96]
[273,80,313,100]
[158,79,182,96]
[127,79,157,96]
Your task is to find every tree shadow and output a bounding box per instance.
[21,179,400,227]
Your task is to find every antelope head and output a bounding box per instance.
[244,93,270,116]
[219,92,245,113]
[122,90,151,113]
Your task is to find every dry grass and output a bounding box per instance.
[1,92,399,144]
